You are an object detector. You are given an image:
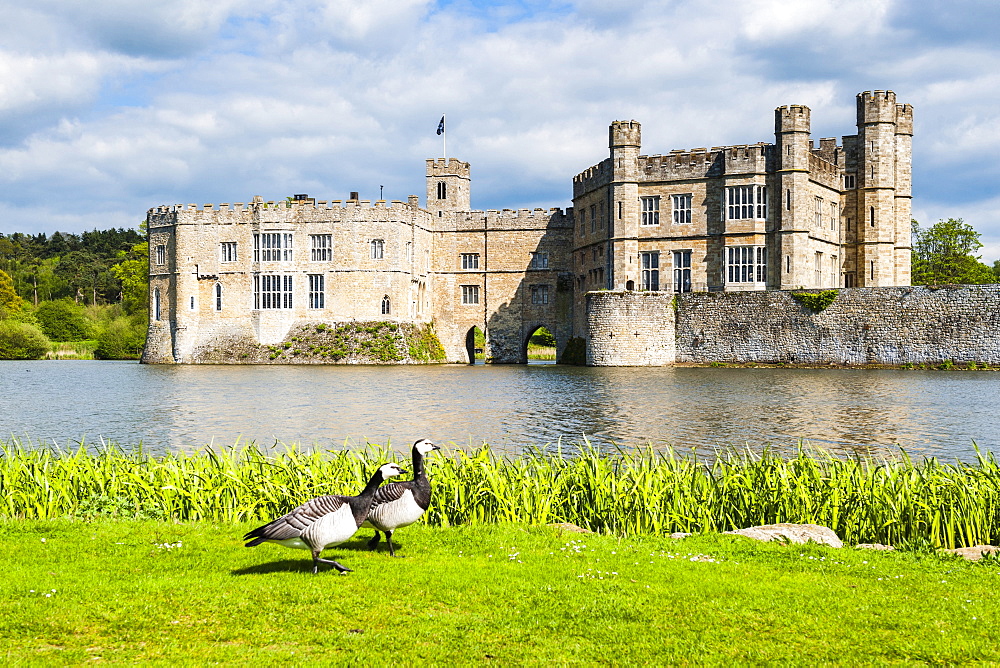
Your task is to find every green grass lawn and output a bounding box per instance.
[3,521,999,664]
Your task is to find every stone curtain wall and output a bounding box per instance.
[587,286,1000,366]
[587,292,676,366]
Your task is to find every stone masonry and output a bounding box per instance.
[587,286,1000,366]
[145,91,921,366]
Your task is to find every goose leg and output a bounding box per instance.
[312,555,353,574]
[386,530,397,557]
[367,531,382,550]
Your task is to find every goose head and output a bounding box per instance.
[377,463,408,481]
[413,439,441,456]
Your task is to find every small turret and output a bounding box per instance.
[426,158,471,214]
[857,90,897,126]
[609,120,641,149]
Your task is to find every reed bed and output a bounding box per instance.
[2,438,999,548]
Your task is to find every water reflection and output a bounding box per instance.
[0,361,996,460]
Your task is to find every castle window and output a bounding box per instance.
[371,239,384,259]
[831,255,838,287]
[870,207,875,227]
[153,288,161,321]
[579,209,585,236]
[308,274,324,309]
[253,274,293,309]
[814,197,823,228]
[844,174,856,189]
[815,252,823,286]
[220,242,237,263]
[437,182,447,200]
[599,201,605,229]
[641,196,660,226]
[590,205,597,233]
[531,284,550,305]
[640,251,659,291]
[726,185,767,221]
[254,233,292,262]
[845,272,856,288]
[786,255,791,273]
[673,250,692,293]
[214,283,222,311]
[310,235,333,262]
[190,296,195,310]
[530,252,549,269]
[786,189,791,211]
[671,194,692,224]
[155,244,166,266]
[830,202,838,230]
[725,246,767,284]
[461,253,480,270]
[461,285,479,305]
[870,260,876,280]
[381,295,391,315]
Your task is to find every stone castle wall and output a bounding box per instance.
[587,286,1000,366]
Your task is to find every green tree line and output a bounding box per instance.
[0,228,148,360]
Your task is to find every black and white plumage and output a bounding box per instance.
[362,439,441,556]
[243,462,406,574]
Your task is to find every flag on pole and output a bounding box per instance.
[436,116,445,135]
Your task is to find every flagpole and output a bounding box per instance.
[442,114,446,162]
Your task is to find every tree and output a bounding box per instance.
[35,299,93,341]
[110,241,149,315]
[0,269,24,317]
[911,218,996,285]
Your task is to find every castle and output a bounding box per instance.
[143,90,913,365]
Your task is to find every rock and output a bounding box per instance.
[944,545,1000,561]
[548,522,591,534]
[669,532,692,539]
[724,523,843,548]
[855,543,895,551]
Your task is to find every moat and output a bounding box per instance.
[2,360,999,461]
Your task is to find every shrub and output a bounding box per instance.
[0,321,50,359]
[791,290,839,311]
[95,316,146,360]
[35,299,92,341]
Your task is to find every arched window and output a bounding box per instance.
[437,181,447,199]
[370,239,384,259]
[381,295,391,315]
[214,283,223,311]
[153,288,161,321]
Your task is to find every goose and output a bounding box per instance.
[243,462,406,574]
[362,438,441,556]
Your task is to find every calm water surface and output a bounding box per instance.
[1,360,998,460]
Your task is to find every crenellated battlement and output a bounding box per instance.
[426,158,470,177]
[609,120,641,148]
[637,143,773,179]
[775,104,811,133]
[572,158,612,196]
[808,152,841,189]
[858,90,898,125]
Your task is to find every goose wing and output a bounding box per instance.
[244,495,348,543]
[369,481,412,509]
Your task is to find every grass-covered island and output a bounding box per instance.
[4,440,1000,662]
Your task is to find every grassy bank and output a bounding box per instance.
[3,521,999,663]
[3,440,1000,548]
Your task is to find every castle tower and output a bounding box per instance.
[609,120,641,290]
[855,90,906,286]
[426,159,471,214]
[894,101,914,285]
[774,104,812,289]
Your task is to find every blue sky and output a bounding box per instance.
[1,0,998,259]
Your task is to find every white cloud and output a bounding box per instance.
[0,0,997,248]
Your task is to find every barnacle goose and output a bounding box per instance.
[362,439,441,556]
[243,462,406,574]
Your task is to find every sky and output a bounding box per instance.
[1,0,998,259]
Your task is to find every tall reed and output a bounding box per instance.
[2,438,998,548]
